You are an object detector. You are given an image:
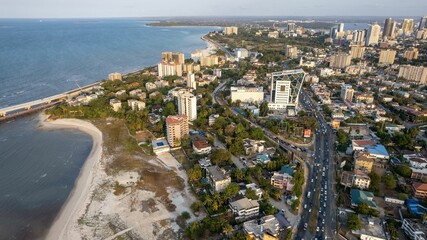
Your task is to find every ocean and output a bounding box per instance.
[0,19,215,239]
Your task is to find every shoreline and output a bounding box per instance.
[39,113,103,240]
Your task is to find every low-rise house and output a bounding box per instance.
[411,168,427,182]
[145,82,157,92]
[192,139,211,155]
[352,139,376,152]
[353,169,371,189]
[271,165,295,191]
[256,153,271,164]
[243,138,265,155]
[384,196,405,205]
[115,90,126,96]
[239,183,263,200]
[208,114,220,126]
[127,99,146,111]
[109,99,122,112]
[198,157,212,169]
[352,216,386,240]
[412,182,427,199]
[243,215,280,240]
[129,89,146,100]
[350,189,377,208]
[229,196,259,220]
[206,166,231,193]
[354,152,374,173]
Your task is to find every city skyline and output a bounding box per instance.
[1,0,426,18]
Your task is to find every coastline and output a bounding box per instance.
[39,113,103,240]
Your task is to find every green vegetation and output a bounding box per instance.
[336,129,350,152]
[347,214,361,231]
[355,202,379,217]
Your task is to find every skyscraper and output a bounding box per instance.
[383,17,393,39]
[330,27,337,39]
[162,52,185,65]
[419,16,427,30]
[338,23,345,33]
[187,72,197,90]
[287,22,296,32]
[268,69,305,113]
[365,22,381,46]
[402,19,414,35]
[352,30,366,45]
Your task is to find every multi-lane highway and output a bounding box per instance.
[212,81,337,239]
[295,90,337,240]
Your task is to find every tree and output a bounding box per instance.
[369,172,380,192]
[259,101,269,116]
[394,165,412,178]
[382,174,397,189]
[337,129,350,152]
[250,128,264,140]
[347,214,361,231]
[223,183,239,199]
[188,165,202,182]
[163,101,176,116]
[245,188,259,200]
[211,149,232,166]
[291,199,300,211]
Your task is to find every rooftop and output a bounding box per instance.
[206,166,229,181]
[366,145,389,158]
[351,189,377,208]
[352,216,386,239]
[230,197,259,211]
[279,164,295,176]
[166,115,187,125]
[243,215,280,239]
[413,182,427,191]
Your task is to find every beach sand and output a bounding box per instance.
[40,113,103,240]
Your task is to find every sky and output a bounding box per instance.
[0,0,426,18]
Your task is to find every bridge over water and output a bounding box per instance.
[0,81,100,120]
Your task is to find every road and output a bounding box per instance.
[212,81,338,239]
[295,90,337,240]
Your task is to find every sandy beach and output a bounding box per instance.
[40,113,103,240]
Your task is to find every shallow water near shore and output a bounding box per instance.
[0,113,92,239]
[0,19,214,239]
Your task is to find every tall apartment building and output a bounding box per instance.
[341,84,354,103]
[338,23,345,33]
[186,72,197,90]
[158,62,183,77]
[224,26,238,35]
[183,62,201,73]
[398,65,427,84]
[177,92,197,121]
[166,115,189,147]
[350,45,366,59]
[330,52,352,68]
[352,30,366,45]
[419,16,427,30]
[378,49,396,65]
[287,22,296,32]
[200,55,219,67]
[403,48,419,60]
[268,69,305,112]
[365,23,381,46]
[285,45,298,58]
[402,19,414,35]
[108,72,122,81]
[383,17,395,39]
[161,52,185,65]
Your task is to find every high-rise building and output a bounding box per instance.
[419,16,427,30]
[186,72,197,90]
[287,22,296,32]
[350,45,366,59]
[383,17,393,39]
[200,55,219,67]
[398,65,427,84]
[402,19,414,35]
[378,49,396,65]
[268,69,305,112]
[285,45,298,58]
[403,47,419,60]
[166,115,189,147]
[390,21,397,39]
[224,26,238,35]
[341,84,354,103]
[330,52,352,68]
[338,23,344,33]
[178,92,197,121]
[352,30,366,45]
[158,62,183,77]
[108,72,123,81]
[161,52,185,65]
[330,27,338,39]
[365,22,381,46]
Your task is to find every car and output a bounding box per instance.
[322,219,325,224]
[322,227,324,232]
[316,227,320,232]
[304,204,307,209]
[304,223,308,230]
[309,208,312,213]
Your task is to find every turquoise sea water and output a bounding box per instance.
[0,19,215,239]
